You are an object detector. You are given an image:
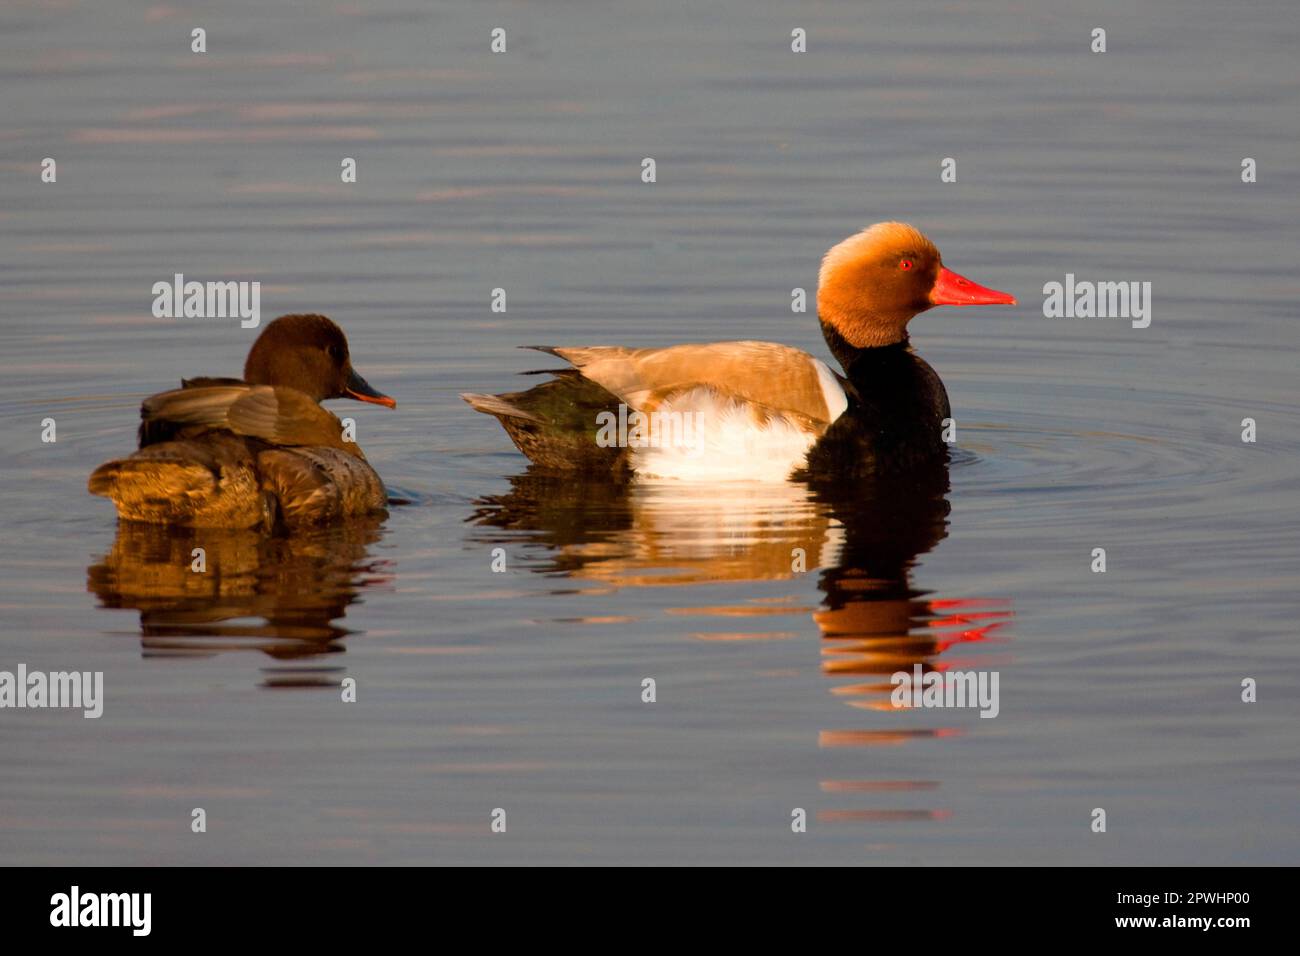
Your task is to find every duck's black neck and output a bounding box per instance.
[820,320,911,381]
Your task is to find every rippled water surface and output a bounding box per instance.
[2,0,1298,864]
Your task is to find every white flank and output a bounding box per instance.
[629,389,820,482]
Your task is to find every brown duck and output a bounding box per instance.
[89,314,396,529]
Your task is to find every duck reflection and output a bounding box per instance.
[86,517,391,686]
[472,464,1011,822]
[809,472,1009,707]
[472,471,837,588]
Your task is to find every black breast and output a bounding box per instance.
[800,341,951,479]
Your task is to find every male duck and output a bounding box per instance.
[462,222,1015,480]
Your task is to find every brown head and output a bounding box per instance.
[243,313,396,407]
[817,222,1016,351]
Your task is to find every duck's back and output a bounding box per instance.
[89,380,386,529]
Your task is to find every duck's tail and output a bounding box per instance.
[88,451,267,527]
[461,375,629,476]
[88,456,216,522]
[460,392,543,424]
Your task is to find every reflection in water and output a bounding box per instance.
[471,473,838,590]
[472,465,1011,824]
[87,517,391,687]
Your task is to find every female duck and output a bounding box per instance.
[89,313,395,528]
[462,222,1015,480]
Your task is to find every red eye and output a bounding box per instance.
[900,259,913,271]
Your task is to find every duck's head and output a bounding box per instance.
[817,222,1016,351]
[243,313,396,407]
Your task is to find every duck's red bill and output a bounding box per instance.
[930,266,1017,307]
[344,368,397,408]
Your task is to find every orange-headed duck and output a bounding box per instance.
[89,313,396,528]
[463,222,1015,480]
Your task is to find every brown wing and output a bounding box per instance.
[547,341,843,425]
[141,385,359,456]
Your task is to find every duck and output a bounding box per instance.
[89,313,396,529]
[462,222,1015,480]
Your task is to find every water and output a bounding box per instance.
[1,0,1297,865]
